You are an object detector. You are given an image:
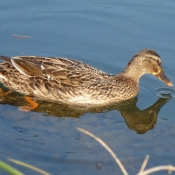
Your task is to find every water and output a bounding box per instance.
[153,87,175,98]
[0,0,175,174]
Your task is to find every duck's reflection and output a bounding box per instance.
[0,89,170,134]
[120,98,170,134]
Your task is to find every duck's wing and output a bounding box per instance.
[3,56,112,86]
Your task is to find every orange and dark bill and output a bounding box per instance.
[156,71,173,87]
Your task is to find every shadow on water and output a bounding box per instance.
[0,83,171,134]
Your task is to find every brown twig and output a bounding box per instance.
[77,127,128,175]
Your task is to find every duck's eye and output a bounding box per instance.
[156,60,161,66]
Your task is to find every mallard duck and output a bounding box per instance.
[0,49,173,105]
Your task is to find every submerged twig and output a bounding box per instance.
[76,127,128,175]
[12,35,37,39]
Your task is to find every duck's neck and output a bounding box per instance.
[121,63,146,82]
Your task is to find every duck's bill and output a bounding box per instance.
[156,72,173,87]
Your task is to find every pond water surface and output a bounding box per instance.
[0,1,175,175]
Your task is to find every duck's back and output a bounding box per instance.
[0,56,116,104]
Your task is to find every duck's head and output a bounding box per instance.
[123,49,173,87]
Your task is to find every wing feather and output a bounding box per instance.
[9,56,113,86]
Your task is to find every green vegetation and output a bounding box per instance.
[0,161,24,175]
[0,159,50,175]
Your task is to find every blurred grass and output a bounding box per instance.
[0,159,50,175]
[9,158,50,175]
[0,161,24,175]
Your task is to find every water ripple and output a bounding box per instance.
[152,87,175,98]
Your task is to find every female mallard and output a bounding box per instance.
[0,49,173,105]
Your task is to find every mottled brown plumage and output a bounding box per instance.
[0,49,173,105]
